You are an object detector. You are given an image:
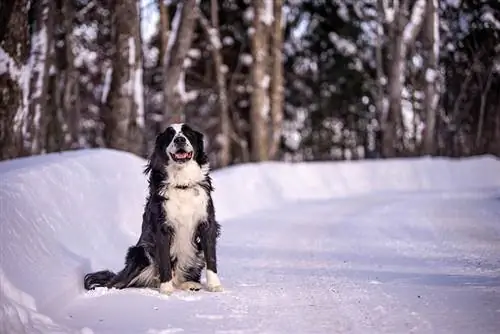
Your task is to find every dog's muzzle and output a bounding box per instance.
[170,137,194,163]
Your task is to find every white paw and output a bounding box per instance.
[159,281,175,295]
[178,281,203,291]
[207,284,224,292]
[206,269,223,292]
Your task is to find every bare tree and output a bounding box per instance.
[250,0,271,162]
[26,0,54,154]
[475,65,494,150]
[269,0,284,160]
[381,0,427,157]
[0,0,30,160]
[162,0,199,127]
[102,0,144,154]
[422,0,440,155]
[197,2,232,167]
[157,0,170,70]
[61,0,80,149]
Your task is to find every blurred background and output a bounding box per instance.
[0,0,499,169]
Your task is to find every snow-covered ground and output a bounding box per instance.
[1,149,499,334]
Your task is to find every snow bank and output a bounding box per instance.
[212,155,500,221]
[0,149,499,333]
[0,149,148,334]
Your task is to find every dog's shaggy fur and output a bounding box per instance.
[84,123,223,294]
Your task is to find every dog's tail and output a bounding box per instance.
[83,246,154,291]
[84,270,116,290]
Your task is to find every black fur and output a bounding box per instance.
[84,124,221,292]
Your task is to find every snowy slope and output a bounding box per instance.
[0,149,499,334]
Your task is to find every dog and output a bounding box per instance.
[84,123,223,295]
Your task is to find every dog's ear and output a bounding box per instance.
[144,133,166,175]
[194,130,209,165]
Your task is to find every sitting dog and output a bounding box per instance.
[84,123,223,294]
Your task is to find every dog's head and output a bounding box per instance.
[146,123,208,181]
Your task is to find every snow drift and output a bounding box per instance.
[0,149,499,333]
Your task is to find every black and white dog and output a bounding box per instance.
[84,123,223,295]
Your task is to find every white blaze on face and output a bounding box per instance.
[166,123,194,160]
[171,123,183,133]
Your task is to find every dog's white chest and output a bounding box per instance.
[163,186,209,226]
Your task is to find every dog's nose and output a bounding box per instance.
[174,136,186,145]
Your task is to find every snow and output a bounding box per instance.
[425,68,437,83]
[261,0,274,26]
[432,0,440,62]
[402,0,427,45]
[0,45,31,136]
[134,66,145,128]
[328,32,357,56]
[208,28,222,50]
[175,72,198,103]
[482,11,500,30]
[101,67,112,104]
[1,149,500,333]
[240,53,253,66]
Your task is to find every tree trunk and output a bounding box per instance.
[475,69,493,152]
[157,0,170,70]
[382,0,427,158]
[268,0,284,160]
[197,2,231,167]
[102,0,144,154]
[250,0,270,162]
[383,17,404,158]
[0,0,30,160]
[27,0,53,154]
[61,0,80,149]
[422,0,440,155]
[162,0,198,127]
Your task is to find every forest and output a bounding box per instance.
[0,0,499,169]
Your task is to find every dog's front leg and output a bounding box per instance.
[199,221,223,292]
[157,224,175,295]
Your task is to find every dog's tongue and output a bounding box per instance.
[175,152,189,159]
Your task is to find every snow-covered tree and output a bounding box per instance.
[0,0,30,160]
[102,0,144,154]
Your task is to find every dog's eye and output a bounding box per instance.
[164,128,175,141]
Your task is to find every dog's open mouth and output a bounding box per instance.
[170,150,193,163]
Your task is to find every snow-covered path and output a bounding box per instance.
[1,150,499,334]
[54,189,500,334]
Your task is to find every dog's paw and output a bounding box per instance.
[159,281,175,295]
[178,281,203,291]
[207,284,224,292]
[206,269,223,292]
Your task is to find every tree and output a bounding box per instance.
[381,0,427,158]
[269,0,284,160]
[422,0,440,155]
[27,0,54,154]
[0,0,30,160]
[249,0,271,162]
[162,0,199,126]
[196,1,232,167]
[102,0,144,154]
